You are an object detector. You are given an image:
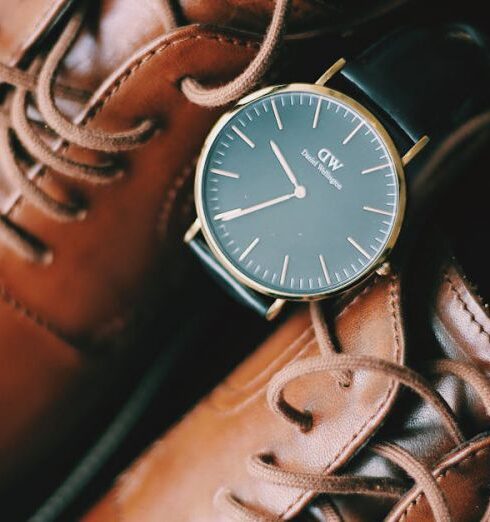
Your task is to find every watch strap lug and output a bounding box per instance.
[401,135,429,166]
[184,218,202,243]
[266,299,286,321]
[315,58,346,86]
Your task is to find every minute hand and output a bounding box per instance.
[214,193,295,222]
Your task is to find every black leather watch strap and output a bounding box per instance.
[336,21,490,243]
[341,23,490,143]
[188,236,273,317]
[190,23,490,319]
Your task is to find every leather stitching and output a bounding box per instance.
[5,32,258,341]
[0,281,65,340]
[81,35,260,124]
[396,445,490,521]
[209,337,318,414]
[444,271,490,343]
[218,325,314,394]
[156,156,197,239]
[9,32,259,221]
[282,275,403,517]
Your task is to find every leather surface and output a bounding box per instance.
[0,0,350,497]
[313,249,490,521]
[0,0,355,498]
[83,253,490,521]
[0,1,262,488]
[84,272,405,520]
[391,435,490,522]
[0,26,256,338]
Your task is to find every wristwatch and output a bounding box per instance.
[184,23,490,319]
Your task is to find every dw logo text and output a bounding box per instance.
[317,148,344,172]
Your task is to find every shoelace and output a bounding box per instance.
[215,302,490,522]
[0,0,290,263]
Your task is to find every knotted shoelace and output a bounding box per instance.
[215,302,490,522]
[0,0,290,263]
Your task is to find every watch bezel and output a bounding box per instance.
[194,83,406,301]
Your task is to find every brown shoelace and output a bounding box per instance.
[214,302,490,522]
[0,0,291,263]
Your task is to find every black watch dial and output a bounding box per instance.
[197,86,404,299]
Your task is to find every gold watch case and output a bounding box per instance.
[186,60,429,303]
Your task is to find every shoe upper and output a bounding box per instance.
[0,0,409,493]
[0,0,260,490]
[2,2,488,520]
[82,238,490,521]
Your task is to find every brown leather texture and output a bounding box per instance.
[310,246,490,521]
[0,0,262,488]
[84,272,405,521]
[392,435,490,522]
[0,0,372,494]
[433,262,490,373]
[83,253,490,521]
[2,2,489,521]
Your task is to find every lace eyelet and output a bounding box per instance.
[300,409,314,433]
[338,375,352,389]
[73,205,88,221]
[38,248,54,266]
[178,76,192,92]
[139,117,162,137]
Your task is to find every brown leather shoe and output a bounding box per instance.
[80,198,490,522]
[0,0,264,501]
[1,0,409,514]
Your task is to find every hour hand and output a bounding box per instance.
[270,140,300,189]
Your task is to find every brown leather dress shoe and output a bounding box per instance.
[82,229,490,521]
[72,115,490,521]
[0,0,262,501]
[1,0,412,515]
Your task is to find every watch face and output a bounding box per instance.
[196,84,405,299]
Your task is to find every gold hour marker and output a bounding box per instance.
[361,163,390,175]
[313,98,322,129]
[271,99,283,130]
[342,122,363,145]
[280,254,289,285]
[239,238,260,262]
[319,254,331,285]
[232,125,255,148]
[347,236,371,260]
[210,168,240,179]
[363,206,394,217]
